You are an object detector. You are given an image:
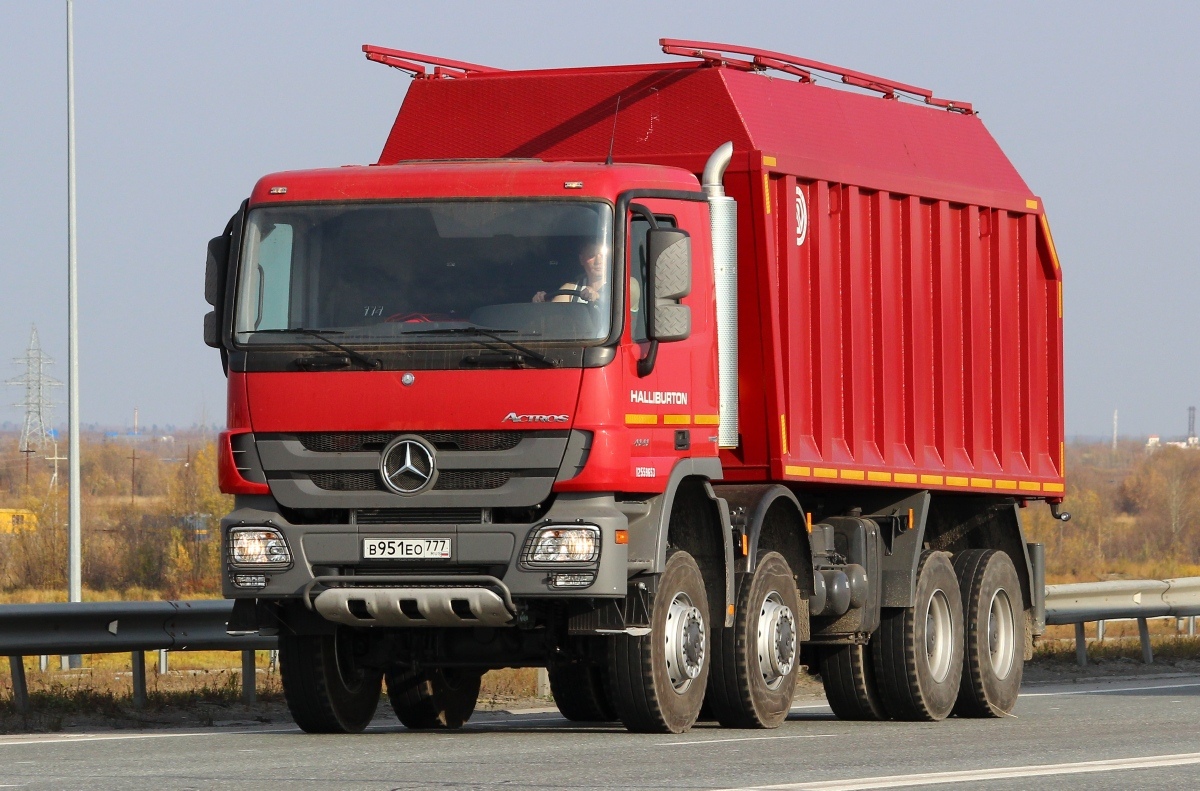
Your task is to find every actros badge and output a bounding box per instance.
[502,412,569,423]
[379,435,438,495]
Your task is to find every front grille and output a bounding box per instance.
[310,470,379,491]
[298,431,523,453]
[434,470,510,490]
[309,470,511,492]
[356,508,483,525]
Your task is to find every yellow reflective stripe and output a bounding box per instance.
[946,476,969,487]
[840,469,865,480]
[762,155,777,167]
[995,480,1017,490]
[1019,481,1042,492]
[1043,482,1065,493]
[663,414,691,425]
[971,478,994,488]
[625,414,658,425]
[763,173,771,214]
[1026,198,1039,210]
[694,414,720,425]
[894,473,918,484]
[785,465,810,477]
[867,471,892,482]
[920,475,944,485]
[779,415,788,456]
[814,467,838,479]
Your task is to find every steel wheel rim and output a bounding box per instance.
[757,591,796,690]
[924,589,953,683]
[987,588,1016,680]
[664,591,706,692]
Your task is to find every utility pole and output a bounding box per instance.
[66,0,82,670]
[128,447,138,505]
[1112,409,1118,455]
[47,442,66,494]
[20,448,35,489]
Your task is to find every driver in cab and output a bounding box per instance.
[533,241,608,305]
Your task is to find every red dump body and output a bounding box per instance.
[375,51,1065,497]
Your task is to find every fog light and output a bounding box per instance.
[232,574,268,589]
[522,525,600,564]
[228,526,292,568]
[551,572,595,589]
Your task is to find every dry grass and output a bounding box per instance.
[1035,635,1200,663]
[0,587,167,604]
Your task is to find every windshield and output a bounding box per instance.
[233,201,614,344]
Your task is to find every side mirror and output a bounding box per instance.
[646,228,691,342]
[205,234,231,307]
[203,310,220,348]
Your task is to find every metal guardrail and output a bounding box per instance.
[1045,577,1200,667]
[0,599,275,714]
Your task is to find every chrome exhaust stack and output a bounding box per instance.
[704,142,738,449]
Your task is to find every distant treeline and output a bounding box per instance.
[1,434,1197,596]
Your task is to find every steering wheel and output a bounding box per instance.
[546,288,586,301]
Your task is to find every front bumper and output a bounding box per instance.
[220,493,629,614]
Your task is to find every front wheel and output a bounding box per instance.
[708,552,801,728]
[386,667,482,730]
[548,657,617,722]
[953,549,1024,717]
[608,550,710,733]
[279,628,382,734]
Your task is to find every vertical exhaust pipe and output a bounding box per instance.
[704,142,738,449]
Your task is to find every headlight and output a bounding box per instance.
[228,526,292,568]
[522,525,601,565]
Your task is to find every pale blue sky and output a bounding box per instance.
[1,1,1198,437]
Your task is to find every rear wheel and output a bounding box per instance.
[279,628,382,734]
[953,549,1024,717]
[608,550,710,733]
[548,657,617,722]
[386,667,482,730]
[819,639,889,721]
[873,551,964,721]
[708,552,801,728]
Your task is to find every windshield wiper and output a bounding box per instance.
[248,328,380,370]
[399,326,559,368]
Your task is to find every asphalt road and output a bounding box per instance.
[3,674,1199,791]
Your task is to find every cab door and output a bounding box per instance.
[621,197,718,487]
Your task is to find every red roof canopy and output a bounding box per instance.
[379,60,1034,211]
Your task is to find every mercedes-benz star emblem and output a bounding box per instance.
[380,436,436,495]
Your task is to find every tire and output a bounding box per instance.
[608,550,710,733]
[953,549,1024,717]
[278,628,382,734]
[873,551,964,721]
[819,640,889,721]
[708,552,801,728]
[548,660,617,722]
[386,667,482,730]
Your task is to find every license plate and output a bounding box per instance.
[362,538,452,560]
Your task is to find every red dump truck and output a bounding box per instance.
[205,39,1065,734]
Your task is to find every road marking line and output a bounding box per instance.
[789,703,831,710]
[720,751,1200,791]
[1022,681,1200,697]
[0,728,296,747]
[662,734,831,747]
